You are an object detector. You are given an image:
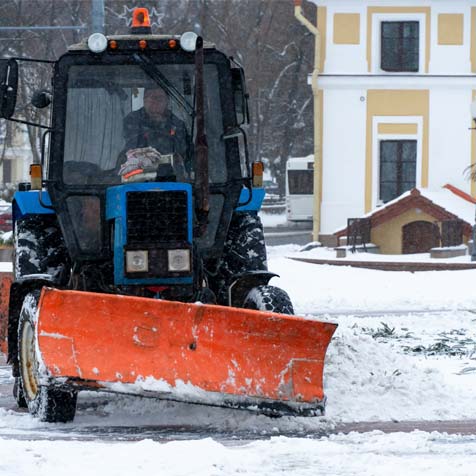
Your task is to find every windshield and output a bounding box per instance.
[63,63,226,185]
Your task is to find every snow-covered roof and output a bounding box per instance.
[419,187,475,225]
[334,185,476,235]
[287,154,314,166]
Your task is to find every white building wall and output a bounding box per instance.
[320,88,367,234]
[428,88,473,193]
[324,2,367,74]
[429,1,472,74]
[318,0,476,73]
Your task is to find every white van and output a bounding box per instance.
[285,155,314,222]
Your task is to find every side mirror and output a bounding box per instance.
[0,59,18,119]
[231,68,249,126]
[31,90,52,109]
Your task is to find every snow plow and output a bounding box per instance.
[0,8,337,422]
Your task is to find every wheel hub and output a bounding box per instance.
[20,321,39,400]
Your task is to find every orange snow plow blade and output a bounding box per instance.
[36,288,337,416]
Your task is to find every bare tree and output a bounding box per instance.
[0,0,314,194]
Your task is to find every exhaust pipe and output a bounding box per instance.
[194,36,209,237]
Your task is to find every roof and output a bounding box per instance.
[287,154,314,164]
[335,185,476,237]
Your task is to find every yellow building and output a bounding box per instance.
[296,1,476,250]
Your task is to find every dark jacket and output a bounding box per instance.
[123,108,189,159]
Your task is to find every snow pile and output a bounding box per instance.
[324,324,476,422]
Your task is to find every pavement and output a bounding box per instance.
[264,225,313,246]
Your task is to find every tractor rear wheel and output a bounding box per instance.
[243,285,294,315]
[18,291,77,423]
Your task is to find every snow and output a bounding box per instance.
[269,245,476,313]
[289,244,475,263]
[0,262,12,273]
[2,246,476,472]
[324,320,476,422]
[259,210,287,227]
[1,432,476,476]
[420,188,475,225]
[1,231,12,242]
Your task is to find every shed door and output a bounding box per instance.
[402,220,439,254]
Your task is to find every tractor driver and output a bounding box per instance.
[121,86,190,180]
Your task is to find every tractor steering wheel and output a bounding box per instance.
[63,161,102,185]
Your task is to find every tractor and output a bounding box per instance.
[0,8,336,422]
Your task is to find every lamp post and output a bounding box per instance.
[294,0,321,242]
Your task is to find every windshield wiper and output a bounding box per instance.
[132,53,194,118]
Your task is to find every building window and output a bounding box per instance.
[381,21,419,72]
[379,140,417,203]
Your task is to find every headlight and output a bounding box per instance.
[88,33,108,53]
[126,250,148,273]
[180,32,198,52]
[167,249,191,272]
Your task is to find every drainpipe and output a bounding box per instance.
[294,0,322,242]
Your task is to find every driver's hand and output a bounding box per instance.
[119,147,162,176]
[126,147,161,163]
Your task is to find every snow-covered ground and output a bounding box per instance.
[1,246,476,474]
[270,244,476,313]
[1,431,476,476]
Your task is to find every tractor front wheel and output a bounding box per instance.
[13,378,27,408]
[243,285,294,315]
[18,291,77,423]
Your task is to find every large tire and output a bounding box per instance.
[14,216,67,280]
[18,292,77,423]
[13,378,27,408]
[243,285,294,315]
[213,212,268,304]
[14,217,43,278]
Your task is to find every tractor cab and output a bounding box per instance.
[50,33,242,264]
[53,23,253,265]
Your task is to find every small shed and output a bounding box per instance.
[334,185,475,254]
